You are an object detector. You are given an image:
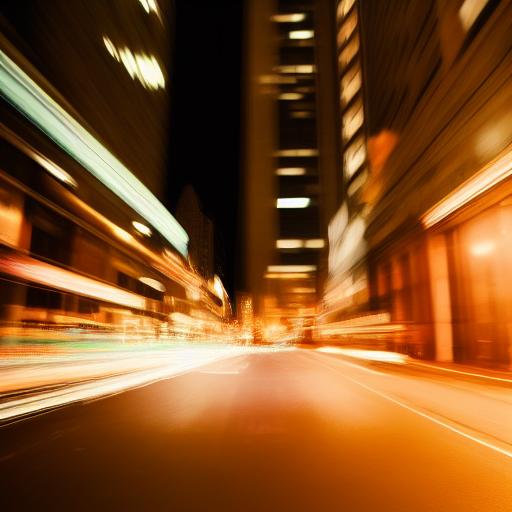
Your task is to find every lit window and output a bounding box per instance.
[132,221,152,237]
[337,0,356,21]
[291,287,316,293]
[268,265,316,273]
[276,239,325,249]
[304,239,325,248]
[138,0,161,19]
[290,111,314,119]
[279,92,304,100]
[274,149,318,157]
[338,34,359,69]
[340,65,361,106]
[459,0,490,31]
[139,277,166,292]
[103,36,165,90]
[271,13,306,23]
[344,136,366,179]
[276,167,306,176]
[265,272,310,279]
[342,98,364,142]
[276,239,303,249]
[276,197,311,208]
[289,30,314,40]
[33,153,78,188]
[275,64,316,74]
[337,10,357,48]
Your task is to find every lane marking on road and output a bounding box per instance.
[199,370,240,375]
[411,361,512,384]
[312,351,387,376]
[310,354,512,460]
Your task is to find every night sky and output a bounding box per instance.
[167,0,244,298]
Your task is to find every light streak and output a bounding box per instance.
[139,277,165,292]
[132,221,152,237]
[317,347,407,363]
[0,50,188,255]
[422,144,512,228]
[103,36,165,90]
[0,253,146,310]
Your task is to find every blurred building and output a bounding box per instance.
[0,1,228,337]
[175,185,215,280]
[242,0,338,337]
[322,0,512,368]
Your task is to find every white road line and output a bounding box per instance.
[312,351,386,376]
[311,355,512,460]
[199,370,240,375]
[412,361,512,384]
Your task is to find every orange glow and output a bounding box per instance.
[0,253,146,310]
[422,144,512,227]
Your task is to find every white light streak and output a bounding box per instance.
[0,50,188,255]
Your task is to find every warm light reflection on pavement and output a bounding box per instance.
[1,346,511,511]
[0,341,291,422]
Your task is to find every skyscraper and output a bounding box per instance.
[242,0,338,337]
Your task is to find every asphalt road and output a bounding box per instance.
[1,349,511,511]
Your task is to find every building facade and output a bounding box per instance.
[243,0,338,339]
[322,0,512,368]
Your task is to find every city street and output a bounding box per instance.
[1,348,511,511]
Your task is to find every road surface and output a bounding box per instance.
[1,348,511,511]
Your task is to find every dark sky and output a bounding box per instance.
[167,0,244,297]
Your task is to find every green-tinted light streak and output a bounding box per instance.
[0,50,188,256]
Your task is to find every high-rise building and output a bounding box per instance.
[323,0,512,368]
[175,186,215,280]
[0,1,227,333]
[242,0,338,336]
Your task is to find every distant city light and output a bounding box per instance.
[103,36,165,91]
[289,30,314,40]
[0,50,188,255]
[271,13,306,23]
[267,265,316,273]
[139,276,166,292]
[276,167,306,176]
[279,93,304,100]
[132,221,152,237]
[276,197,311,208]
